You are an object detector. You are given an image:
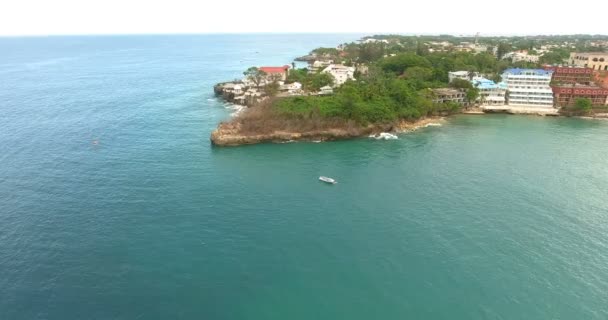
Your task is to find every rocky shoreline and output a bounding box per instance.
[210,117,445,146]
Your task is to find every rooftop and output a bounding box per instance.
[259,66,290,74]
[573,52,608,56]
[503,68,553,76]
[433,88,463,96]
[471,77,507,90]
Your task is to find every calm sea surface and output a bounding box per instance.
[1,34,608,320]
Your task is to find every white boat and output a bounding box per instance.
[319,176,337,184]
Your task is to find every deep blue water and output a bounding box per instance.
[1,34,608,320]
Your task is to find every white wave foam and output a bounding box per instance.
[424,123,442,127]
[223,103,245,116]
[369,132,398,140]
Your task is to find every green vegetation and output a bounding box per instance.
[286,68,334,91]
[275,65,459,125]
[466,88,480,105]
[264,81,280,97]
[575,98,593,113]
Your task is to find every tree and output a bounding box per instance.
[306,73,334,91]
[466,88,480,106]
[405,66,433,82]
[379,53,432,75]
[450,78,473,89]
[575,98,592,113]
[243,67,266,88]
[264,81,280,97]
[496,43,511,59]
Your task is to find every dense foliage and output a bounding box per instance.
[575,98,593,112]
[275,66,460,124]
[286,68,334,91]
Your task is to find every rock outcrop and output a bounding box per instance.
[210,117,445,146]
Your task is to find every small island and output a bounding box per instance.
[211,34,608,146]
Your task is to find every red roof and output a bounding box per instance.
[259,65,290,74]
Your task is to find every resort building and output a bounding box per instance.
[322,64,355,87]
[503,50,540,63]
[449,71,479,83]
[471,77,507,106]
[570,52,608,71]
[360,38,389,44]
[431,88,465,104]
[501,68,554,107]
[308,60,333,73]
[544,66,594,84]
[551,84,608,107]
[259,65,291,82]
[279,82,302,94]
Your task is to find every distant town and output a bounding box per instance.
[212,34,608,145]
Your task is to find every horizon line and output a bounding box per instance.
[2,31,608,39]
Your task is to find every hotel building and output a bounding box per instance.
[501,68,554,107]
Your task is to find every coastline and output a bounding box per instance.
[210,116,445,146]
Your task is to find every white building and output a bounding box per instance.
[449,71,480,83]
[360,38,389,44]
[308,60,333,73]
[503,51,540,63]
[471,77,507,106]
[279,82,302,94]
[319,85,333,95]
[322,64,355,87]
[501,68,554,107]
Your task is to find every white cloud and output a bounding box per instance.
[0,0,606,36]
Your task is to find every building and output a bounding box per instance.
[308,60,333,73]
[449,71,479,83]
[319,85,333,95]
[501,68,554,107]
[471,77,507,106]
[594,71,608,89]
[544,66,594,84]
[551,84,608,107]
[570,52,608,71]
[259,65,291,81]
[322,64,355,86]
[360,38,389,44]
[503,50,540,63]
[431,88,465,104]
[279,82,302,94]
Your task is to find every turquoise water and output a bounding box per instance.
[1,35,608,319]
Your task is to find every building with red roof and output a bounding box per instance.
[259,65,290,81]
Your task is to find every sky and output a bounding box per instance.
[1,0,606,36]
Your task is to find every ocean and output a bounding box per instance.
[1,34,608,319]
